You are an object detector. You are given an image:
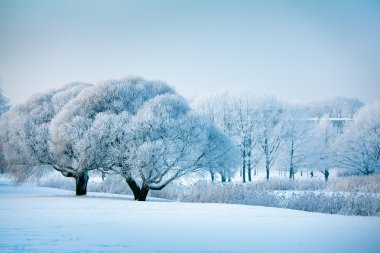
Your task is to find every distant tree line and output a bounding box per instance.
[192,93,379,181]
[0,81,379,198]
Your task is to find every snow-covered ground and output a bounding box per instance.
[1,181,379,253]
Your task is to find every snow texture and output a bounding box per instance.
[0,181,379,253]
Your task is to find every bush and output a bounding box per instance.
[150,181,380,216]
[37,173,380,216]
[325,175,380,193]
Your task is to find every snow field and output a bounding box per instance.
[1,182,380,252]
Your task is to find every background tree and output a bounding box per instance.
[0,88,10,115]
[0,88,10,173]
[199,123,240,182]
[281,105,313,180]
[192,92,260,182]
[254,96,285,180]
[308,114,336,181]
[308,97,364,118]
[336,101,380,175]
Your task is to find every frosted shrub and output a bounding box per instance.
[325,175,380,193]
[151,181,380,216]
[38,174,75,190]
[251,178,327,191]
[87,175,133,195]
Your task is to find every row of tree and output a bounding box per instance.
[192,92,379,181]
[0,78,239,200]
[0,82,378,196]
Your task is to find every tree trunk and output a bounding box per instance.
[242,158,246,183]
[137,185,149,201]
[210,171,215,182]
[289,166,294,180]
[324,169,329,182]
[265,158,270,180]
[75,171,89,196]
[220,173,226,182]
[126,177,141,200]
[289,142,294,180]
[242,150,246,183]
[247,159,252,182]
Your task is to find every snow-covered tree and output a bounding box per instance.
[308,97,364,118]
[50,77,174,196]
[281,106,313,180]
[0,88,10,116]
[230,94,260,183]
[336,101,380,175]
[126,95,214,200]
[308,114,336,181]
[308,97,363,136]
[192,92,261,182]
[0,88,10,173]
[0,83,91,189]
[254,97,285,180]
[199,123,240,182]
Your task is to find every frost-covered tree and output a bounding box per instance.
[126,95,216,200]
[78,89,239,200]
[0,88,10,173]
[192,92,261,182]
[200,123,240,182]
[0,83,91,189]
[308,97,364,135]
[254,97,285,180]
[50,77,174,196]
[230,94,260,183]
[308,97,364,118]
[281,106,313,180]
[0,88,10,116]
[336,101,380,175]
[309,114,336,181]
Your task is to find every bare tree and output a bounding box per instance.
[281,106,313,180]
[254,97,285,180]
[192,92,261,182]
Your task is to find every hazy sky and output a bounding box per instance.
[0,0,379,105]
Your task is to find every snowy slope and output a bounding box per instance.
[0,181,379,253]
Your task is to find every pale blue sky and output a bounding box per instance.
[0,0,379,104]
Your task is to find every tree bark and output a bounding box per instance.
[210,171,215,182]
[242,149,246,183]
[75,171,89,196]
[137,185,149,201]
[289,143,294,180]
[126,177,141,200]
[220,173,226,182]
[247,159,252,182]
[324,169,329,182]
[289,166,294,180]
